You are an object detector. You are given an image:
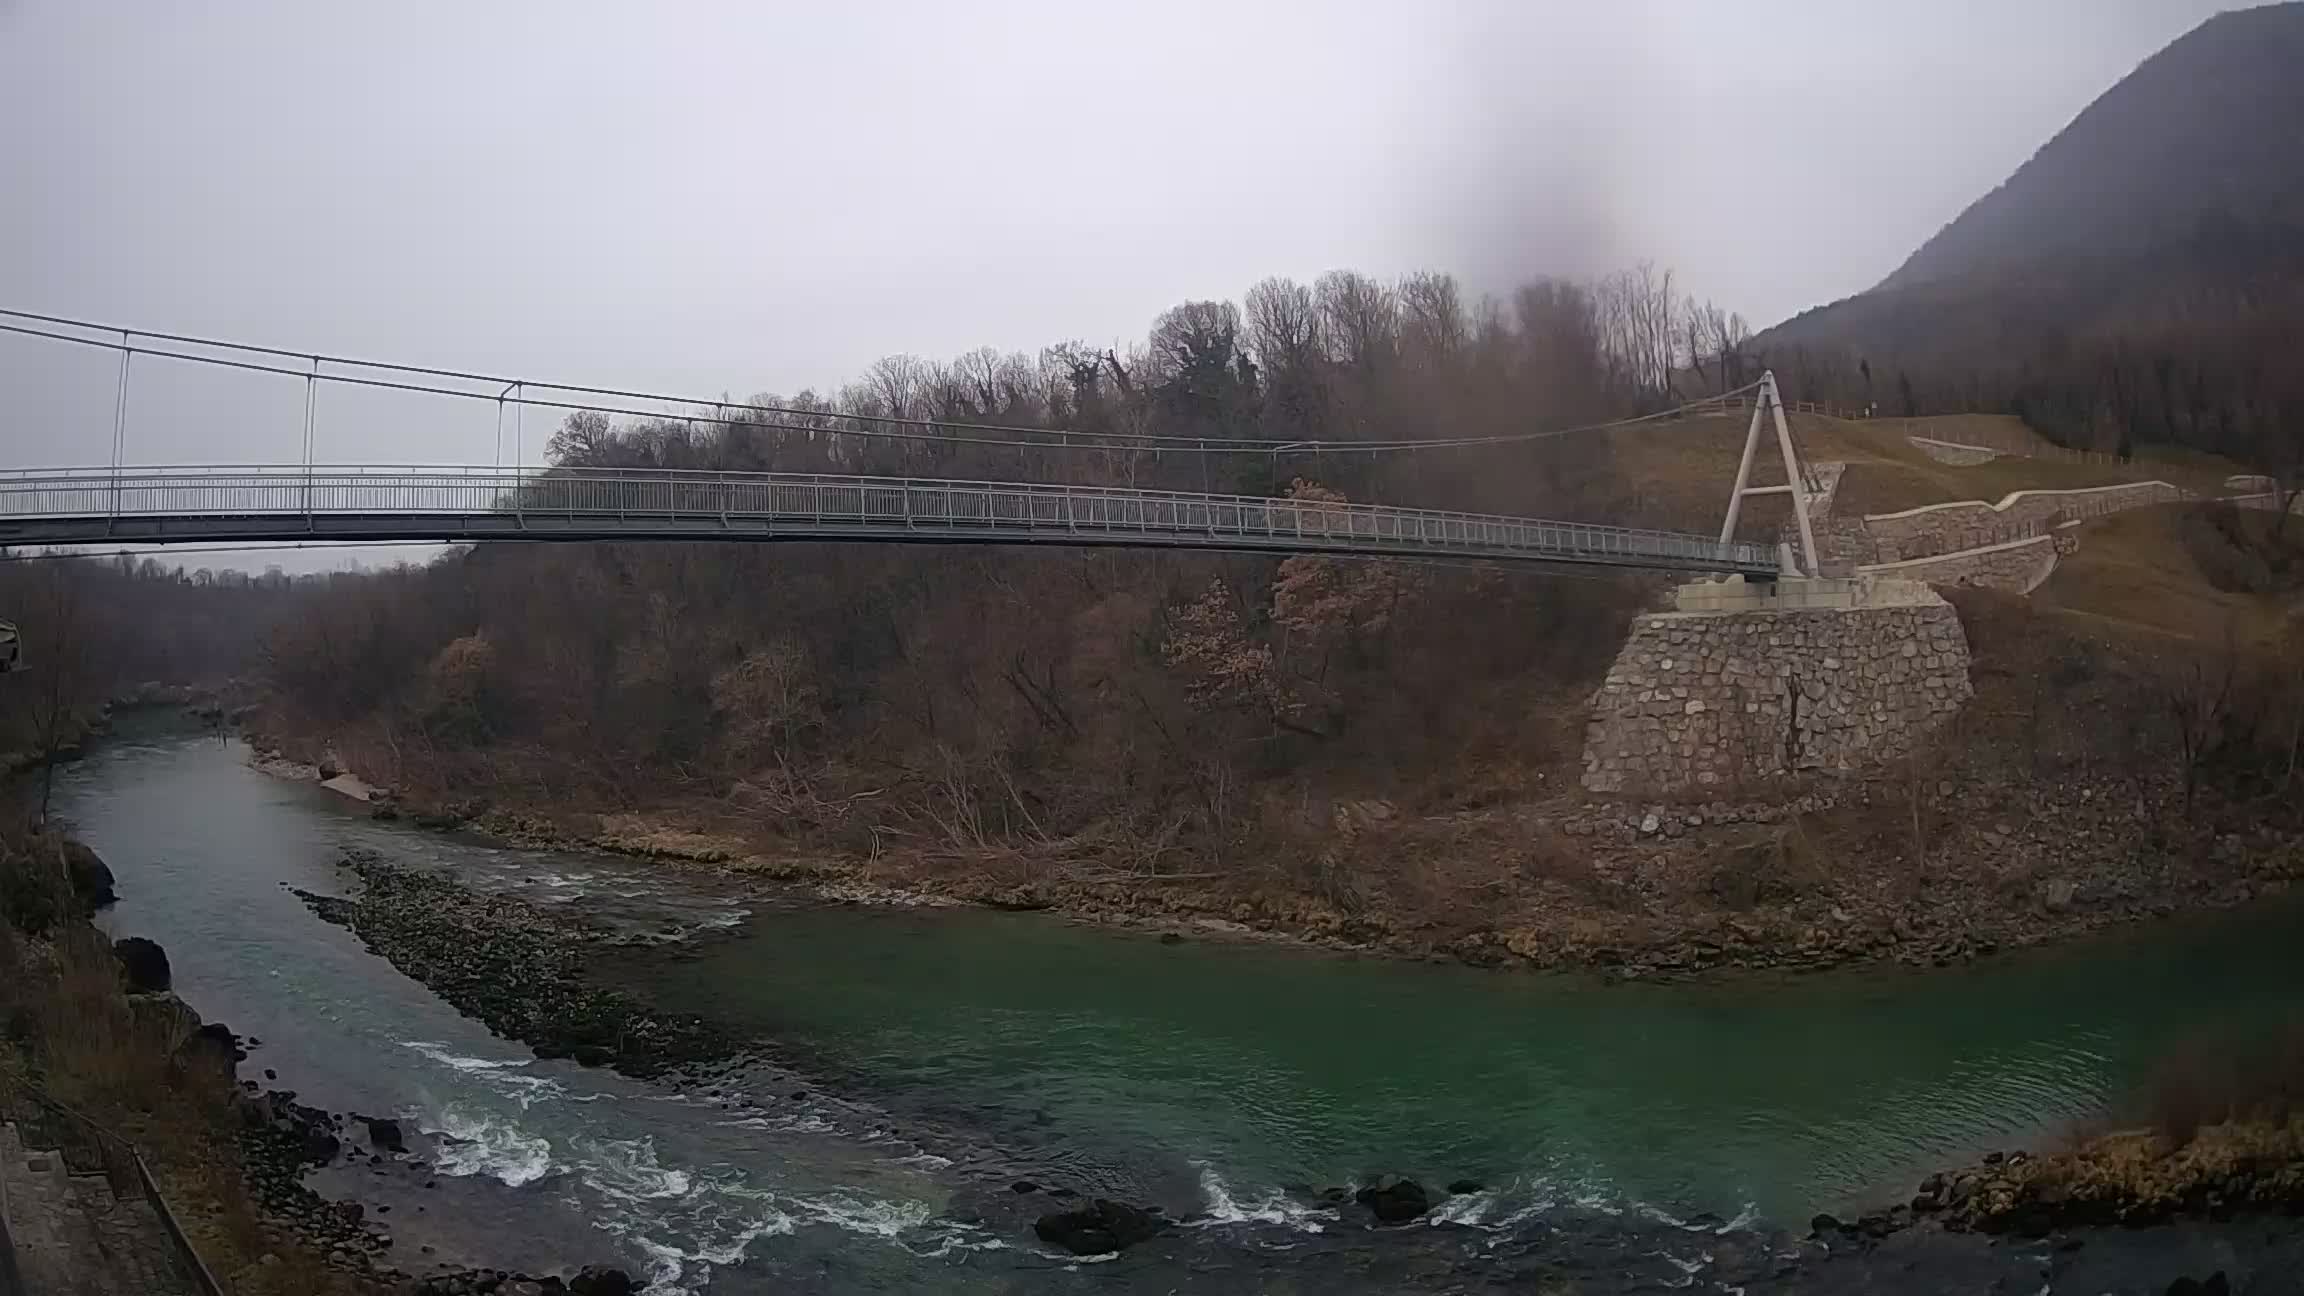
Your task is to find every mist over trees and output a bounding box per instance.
[0,554,303,791]
[524,264,1757,522]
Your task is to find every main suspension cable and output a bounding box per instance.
[0,309,1762,459]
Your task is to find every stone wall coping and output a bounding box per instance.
[1862,480,2185,524]
[1669,576,1944,614]
[1906,436,2005,455]
[1856,532,2055,573]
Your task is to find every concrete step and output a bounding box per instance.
[1,1119,200,1295]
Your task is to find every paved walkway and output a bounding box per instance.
[1,1122,197,1296]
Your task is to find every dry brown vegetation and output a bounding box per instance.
[231,263,2304,969]
[251,268,1716,902]
[0,828,364,1295]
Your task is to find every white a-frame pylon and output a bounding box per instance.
[1717,370,1821,578]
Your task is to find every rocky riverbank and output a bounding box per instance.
[3,833,642,1295]
[1788,1114,2304,1295]
[1913,1117,2304,1236]
[232,1083,637,1294]
[297,759,2304,988]
[293,850,732,1077]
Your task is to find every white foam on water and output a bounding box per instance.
[1652,1248,1709,1275]
[790,1190,935,1238]
[486,1071,572,1109]
[1429,1188,1500,1226]
[893,1151,954,1170]
[424,1106,556,1187]
[715,1112,834,1135]
[696,1213,796,1265]
[567,1139,956,1291]
[626,1237,694,1294]
[400,1039,585,1109]
[1189,1165,1334,1233]
[593,1179,799,1295]
[576,1135,694,1203]
[900,1224,1011,1260]
[1493,1177,1575,1229]
[401,1040,522,1071]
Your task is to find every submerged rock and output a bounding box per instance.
[567,1266,638,1296]
[62,840,116,909]
[113,936,172,992]
[365,1117,406,1153]
[1355,1177,1432,1224]
[178,1021,241,1078]
[1034,1198,1166,1254]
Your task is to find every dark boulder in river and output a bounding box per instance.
[183,1021,241,1070]
[1355,1177,1432,1224]
[113,936,172,992]
[1034,1198,1167,1255]
[364,1117,405,1153]
[567,1266,639,1296]
[62,840,116,909]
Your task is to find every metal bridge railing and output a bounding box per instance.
[0,464,1781,574]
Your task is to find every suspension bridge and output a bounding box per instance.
[0,311,1813,578]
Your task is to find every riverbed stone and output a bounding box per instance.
[1354,1177,1432,1224]
[566,1266,637,1296]
[1033,1199,1166,1254]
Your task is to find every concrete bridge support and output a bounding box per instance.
[1580,577,1974,796]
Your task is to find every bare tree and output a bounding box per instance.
[2166,625,2240,821]
[1245,276,1325,435]
[1397,270,1468,372]
[16,567,96,825]
[1315,270,1397,373]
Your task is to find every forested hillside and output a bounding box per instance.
[1757,3,2304,477]
[253,266,1754,902]
[0,556,298,768]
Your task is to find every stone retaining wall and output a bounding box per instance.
[1581,587,1973,796]
[1908,437,2003,466]
[1864,481,2186,561]
[1856,533,2074,595]
[1777,463,1878,572]
[2232,489,2304,514]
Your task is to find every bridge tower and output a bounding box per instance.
[1716,370,1821,577]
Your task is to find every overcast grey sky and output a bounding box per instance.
[0,0,2237,492]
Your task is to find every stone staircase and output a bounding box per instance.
[1,1120,197,1296]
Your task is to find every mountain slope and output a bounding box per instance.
[1756,4,2304,462]
[1881,2,2304,291]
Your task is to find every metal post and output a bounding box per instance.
[513,383,527,523]
[1716,382,1767,544]
[109,339,132,524]
[1768,373,1822,576]
[1716,371,1820,577]
[302,357,318,522]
